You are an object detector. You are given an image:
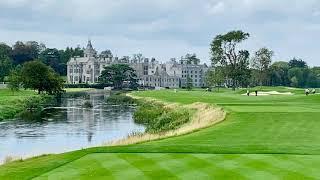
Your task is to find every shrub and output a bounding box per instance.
[106,94,137,105]
[133,103,166,124]
[133,102,191,133]
[147,110,190,133]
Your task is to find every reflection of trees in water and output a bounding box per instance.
[64,93,138,143]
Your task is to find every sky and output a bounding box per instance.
[0,0,319,66]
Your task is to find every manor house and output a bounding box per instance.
[67,41,209,88]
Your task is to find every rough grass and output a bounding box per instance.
[1,87,320,179]
[0,89,38,121]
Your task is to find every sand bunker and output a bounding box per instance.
[242,91,294,96]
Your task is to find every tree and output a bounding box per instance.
[12,41,40,65]
[210,30,250,90]
[100,50,113,58]
[270,61,290,86]
[288,58,307,69]
[0,56,13,82]
[288,67,305,87]
[251,47,273,86]
[7,68,21,94]
[186,75,193,91]
[21,60,64,94]
[0,43,13,81]
[185,53,200,65]
[132,54,144,63]
[39,48,66,75]
[99,64,138,89]
[206,67,225,91]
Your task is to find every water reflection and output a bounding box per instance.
[0,90,145,164]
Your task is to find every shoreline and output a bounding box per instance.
[106,93,226,146]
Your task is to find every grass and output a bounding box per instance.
[0,89,38,121]
[0,88,92,121]
[1,87,320,179]
[64,88,93,92]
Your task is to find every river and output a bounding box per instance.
[0,90,145,164]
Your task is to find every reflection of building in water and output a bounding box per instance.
[66,96,99,143]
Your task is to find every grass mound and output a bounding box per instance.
[106,93,137,105]
[134,102,190,133]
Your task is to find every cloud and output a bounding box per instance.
[0,0,319,66]
[206,1,226,15]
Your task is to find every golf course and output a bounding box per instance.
[1,87,320,179]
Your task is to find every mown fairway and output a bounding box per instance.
[1,87,320,179]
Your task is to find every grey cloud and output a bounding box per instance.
[0,0,319,65]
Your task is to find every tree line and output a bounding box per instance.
[0,41,84,82]
[208,30,320,89]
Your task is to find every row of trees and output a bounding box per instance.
[208,30,320,89]
[0,41,84,81]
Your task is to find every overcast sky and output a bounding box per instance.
[0,0,319,66]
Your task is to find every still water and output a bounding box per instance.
[0,91,145,164]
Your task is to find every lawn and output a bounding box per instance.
[1,87,320,179]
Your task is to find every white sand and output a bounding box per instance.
[242,91,294,96]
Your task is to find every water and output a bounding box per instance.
[0,91,145,164]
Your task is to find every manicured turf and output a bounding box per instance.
[1,87,320,179]
[35,153,320,179]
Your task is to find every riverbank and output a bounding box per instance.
[0,89,39,121]
[108,94,226,146]
[0,88,94,121]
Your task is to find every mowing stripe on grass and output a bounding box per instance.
[34,153,320,179]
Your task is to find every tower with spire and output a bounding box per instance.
[84,39,97,57]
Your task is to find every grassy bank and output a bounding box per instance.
[0,89,39,121]
[0,88,92,121]
[1,87,320,179]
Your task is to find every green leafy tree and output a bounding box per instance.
[185,53,200,65]
[270,61,290,86]
[206,67,225,91]
[7,68,21,94]
[251,47,273,86]
[12,41,41,65]
[99,64,138,89]
[0,56,13,82]
[39,48,66,75]
[289,58,307,69]
[288,67,310,88]
[210,30,250,90]
[0,43,13,81]
[21,60,64,94]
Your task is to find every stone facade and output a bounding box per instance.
[67,41,209,88]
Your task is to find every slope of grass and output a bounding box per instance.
[1,87,320,179]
